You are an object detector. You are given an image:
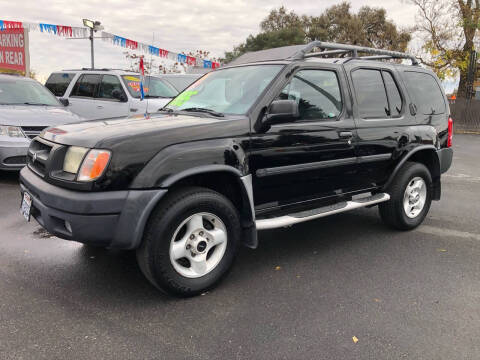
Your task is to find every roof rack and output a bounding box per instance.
[295,41,418,65]
[228,41,419,66]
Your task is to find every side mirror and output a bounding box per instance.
[264,100,300,125]
[112,89,127,102]
[59,98,69,107]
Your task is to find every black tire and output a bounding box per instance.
[136,186,241,297]
[379,162,432,230]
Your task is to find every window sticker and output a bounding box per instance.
[124,76,140,81]
[169,90,199,107]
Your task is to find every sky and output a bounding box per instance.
[0,0,457,91]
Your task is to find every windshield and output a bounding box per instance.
[163,76,199,92]
[0,78,60,106]
[121,75,178,98]
[165,65,284,115]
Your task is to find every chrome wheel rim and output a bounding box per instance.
[169,212,227,278]
[403,177,427,219]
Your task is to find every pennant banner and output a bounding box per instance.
[0,20,221,69]
[101,31,220,69]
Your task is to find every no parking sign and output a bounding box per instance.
[0,27,30,75]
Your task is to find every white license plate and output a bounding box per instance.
[21,192,32,222]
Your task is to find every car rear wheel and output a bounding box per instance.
[379,162,432,230]
[136,187,241,297]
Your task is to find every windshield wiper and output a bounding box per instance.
[181,107,224,117]
[158,108,176,113]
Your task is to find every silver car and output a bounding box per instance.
[0,74,81,171]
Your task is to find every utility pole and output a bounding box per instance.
[66,19,104,69]
[89,27,94,69]
[82,19,103,69]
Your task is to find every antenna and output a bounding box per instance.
[144,32,155,118]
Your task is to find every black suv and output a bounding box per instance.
[20,42,453,296]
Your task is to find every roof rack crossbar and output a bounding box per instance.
[291,41,418,65]
[304,49,350,58]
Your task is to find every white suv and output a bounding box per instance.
[45,69,179,120]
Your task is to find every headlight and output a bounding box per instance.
[63,147,111,181]
[0,125,26,138]
[77,149,111,182]
[63,146,89,174]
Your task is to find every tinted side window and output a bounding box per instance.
[351,69,389,119]
[70,74,101,98]
[383,71,403,117]
[404,71,445,115]
[277,69,342,120]
[98,75,125,100]
[45,73,75,97]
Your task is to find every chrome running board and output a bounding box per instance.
[255,193,390,230]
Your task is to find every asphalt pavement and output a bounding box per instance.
[0,135,479,360]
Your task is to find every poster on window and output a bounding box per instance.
[0,27,30,74]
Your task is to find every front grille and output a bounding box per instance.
[27,139,53,177]
[21,126,47,139]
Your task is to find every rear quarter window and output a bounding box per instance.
[404,71,446,115]
[45,73,75,97]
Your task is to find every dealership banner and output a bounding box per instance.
[0,27,30,74]
[0,19,220,69]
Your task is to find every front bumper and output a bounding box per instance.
[20,166,167,249]
[0,137,30,170]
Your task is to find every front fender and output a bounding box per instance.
[130,139,248,188]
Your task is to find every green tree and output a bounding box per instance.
[412,0,479,97]
[224,2,411,62]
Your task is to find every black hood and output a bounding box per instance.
[40,112,250,190]
[40,113,238,148]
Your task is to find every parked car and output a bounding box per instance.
[20,42,453,296]
[0,74,81,171]
[159,73,202,92]
[45,69,178,120]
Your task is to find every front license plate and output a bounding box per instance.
[21,192,32,222]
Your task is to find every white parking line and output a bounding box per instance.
[417,225,480,241]
[444,173,480,182]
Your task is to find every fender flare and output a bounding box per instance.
[382,145,440,191]
[128,165,257,250]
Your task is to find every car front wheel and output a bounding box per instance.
[136,187,241,297]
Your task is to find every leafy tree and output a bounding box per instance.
[224,2,411,62]
[411,0,479,97]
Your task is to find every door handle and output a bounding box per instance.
[339,131,353,138]
[97,105,104,109]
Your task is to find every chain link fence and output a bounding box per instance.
[449,98,480,133]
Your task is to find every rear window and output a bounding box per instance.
[351,69,389,119]
[351,69,404,119]
[45,73,75,97]
[404,71,446,115]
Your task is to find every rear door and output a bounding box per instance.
[95,75,129,118]
[345,64,411,188]
[249,64,363,212]
[67,74,102,120]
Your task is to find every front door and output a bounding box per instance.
[249,66,363,213]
